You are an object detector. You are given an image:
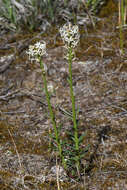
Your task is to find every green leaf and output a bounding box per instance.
[57,124,62,133]
[71,136,75,142]
[79,132,87,143]
[80,144,90,155]
[76,107,81,116]
[67,77,71,85]
[70,156,79,161]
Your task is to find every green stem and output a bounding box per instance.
[121,0,124,25]
[119,0,125,54]
[68,47,80,172]
[68,47,79,152]
[39,58,65,165]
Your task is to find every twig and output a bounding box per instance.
[7,129,22,173]
[0,89,20,101]
[56,156,61,190]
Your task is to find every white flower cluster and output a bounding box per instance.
[26,41,47,62]
[59,22,80,49]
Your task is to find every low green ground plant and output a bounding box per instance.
[0,0,100,32]
[86,0,106,13]
[0,0,17,28]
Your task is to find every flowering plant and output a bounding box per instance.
[59,22,80,49]
[26,23,86,179]
[59,22,81,176]
[26,41,47,62]
[26,41,65,167]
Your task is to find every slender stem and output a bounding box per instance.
[68,47,80,173]
[121,0,124,25]
[68,47,79,152]
[119,0,124,54]
[39,58,63,161]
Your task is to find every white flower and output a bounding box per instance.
[35,41,47,56]
[26,41,47,62]
[59,22,80,49]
